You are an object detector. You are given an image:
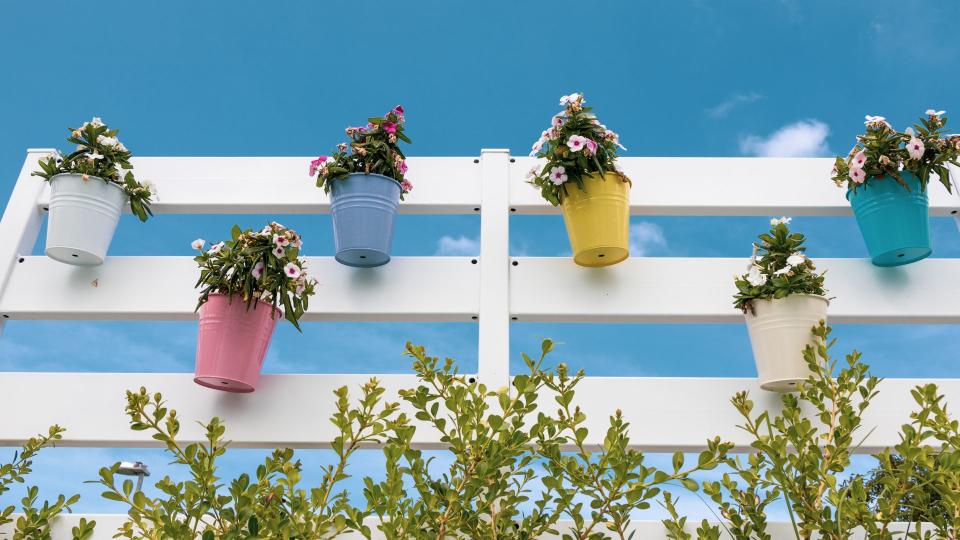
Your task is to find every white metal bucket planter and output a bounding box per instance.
[45,173,126,266]
[744,294,829,392]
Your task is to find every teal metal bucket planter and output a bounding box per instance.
[329,173,401,267]
[847,172,931,267]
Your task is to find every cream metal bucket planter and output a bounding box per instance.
[45,173,127,266]
[744,294,829,392]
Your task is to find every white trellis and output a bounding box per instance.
[1,149,959,538]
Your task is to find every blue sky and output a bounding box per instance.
[1,0,959,521]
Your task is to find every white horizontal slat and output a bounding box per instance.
[35,157,482,214]
[510,257,960,323]
[0,256,479,322]
[1,373,955,453]
[2,515,917,539]
[509,157,960,216]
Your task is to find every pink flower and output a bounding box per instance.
[392,105,404,116]
[251,261,265,279]
[383,122,397,134]
[567,135,587,152]
[851,151,867,168]
[549,166,568,185]
[273,234,289,247]
[283,262,302,279]
[584,138,598,155]
[191,239,205,250]
[907,137,925,159]
[399,161,408,174]
[552,115,564,127]
[272,245,285,258]
[401,180,413,192]
[208,242,224,254]
[849,167,866,184]
[309,156,328,176]
[530,139,544,156]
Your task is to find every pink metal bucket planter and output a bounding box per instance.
[194,294,279,393]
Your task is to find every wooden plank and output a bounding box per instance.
[510,257,960,323]
[509,157,960,216]
[0,256,479,322]
[35,157,482,214]
[1,373,955,453]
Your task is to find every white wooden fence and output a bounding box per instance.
[1,149,959,538]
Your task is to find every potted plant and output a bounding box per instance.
[192,222,316,392]
[831,110,960,267]
[310,105,412,268]
[733,217,828,391]
[528,92,631,267]
[32,118,154,265]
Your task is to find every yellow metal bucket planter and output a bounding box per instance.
[560,172,630,267]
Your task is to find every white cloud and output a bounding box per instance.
[739,120,830,157]
[705,91,763,119]
[435,235,480,256]
[629,222,667,256]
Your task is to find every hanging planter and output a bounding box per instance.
[832,111,960,267]
[560,172,630,266]
[192,223,316,393]
[310,105,412,268]
[847,173,930,266]
[329,173,401,267]
[195,294,280,392]
[734,218,829,392]
[45,174,127,265]
[32,117,154,266]
[745,294,829,392]
[527,92,631,268]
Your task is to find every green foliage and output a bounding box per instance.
[0,426,94,539]
[31,117,154,221]
[311,105,412,199]
[831,111,960,193]
[192,222,316,330]
[733,218,826,313]
[95,341,729,539]
[527,93,630,206]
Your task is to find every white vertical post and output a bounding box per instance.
[477,149,511,390]
[0,149,52,335]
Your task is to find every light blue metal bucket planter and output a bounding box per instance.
[329,173,401,267]
[847,172,931,267]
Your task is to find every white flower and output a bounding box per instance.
[295,276,308,295]
[770,216,792,226]
[907,137,925,159]
[904,127,915,136]
[864,115,889,127]
[552,115,564,127]
[549,166,568,186]
[559,93,581,106]
[98,135,119,147]
[259,290,273,302]
[251,261,265,279]
[746,266,768,287]
[208,242,224,254]
[786,252,806,266]
[773,266,792,276]
[191,238,205,250]
[526,165,539,180]
[260,225,272,235]
[849,167,866,184]
[566,135,587,152]
[273,234,289,247]
[272,245,285,258]
[926,109,946,117]
[529,139,544,157]
[90,117,104,127]
[851,150,867,168]
[283,262,302,279]
[87,152,104,162]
